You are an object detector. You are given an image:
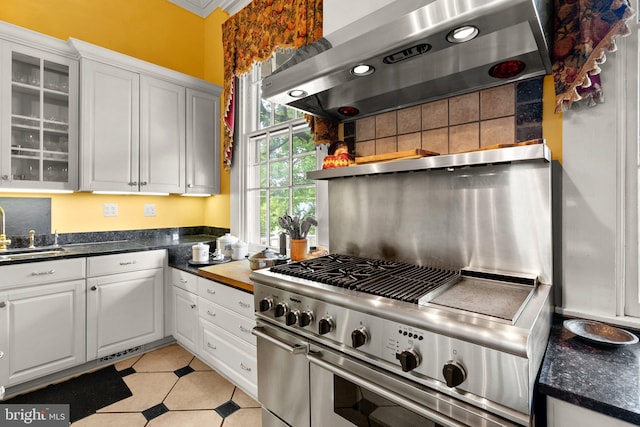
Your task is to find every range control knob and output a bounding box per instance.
[351,327,370,348]
[318,316,335,335]
[442,360,467,388]
[300,311,314,327]
[396,349,421,372]
[274,302,289,318]
[258,298,273,312]
[286,309,300,326]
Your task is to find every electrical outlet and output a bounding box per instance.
[103,203,118,217]
[144,204,157,217]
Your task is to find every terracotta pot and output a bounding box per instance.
[290,239,308,261]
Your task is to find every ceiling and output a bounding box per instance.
[168,0,251,17]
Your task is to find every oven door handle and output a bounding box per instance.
[307,352,470,427]
[252,326,308,354]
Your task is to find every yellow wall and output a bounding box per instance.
[542,75,563,162]
[0,1,232,233]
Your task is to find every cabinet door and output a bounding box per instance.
[0,280,86,388]
[79,59,139,192]
[140,76,185,194]
[185,88,219,195]
[172,286,198,353]
[86,268,163,360]
[0,42,79,190]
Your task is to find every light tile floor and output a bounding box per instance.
[71,344,262,426]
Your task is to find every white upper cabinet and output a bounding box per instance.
[186,88,220,195]
[141,76,186,194]
[71,38,220,195]
[79,59,140,192]
[0,22,79,191]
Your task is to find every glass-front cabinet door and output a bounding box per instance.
[1,43,78,190]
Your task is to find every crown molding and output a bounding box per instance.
[168,0,251,17]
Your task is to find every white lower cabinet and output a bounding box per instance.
[167,271,257,399]
[172,286,198,353]
[86,250,165,360]
[547,397,636,427]
[0,258,86,390]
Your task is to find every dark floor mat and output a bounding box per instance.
[4,365,132,423]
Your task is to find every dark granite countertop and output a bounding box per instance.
[538,314,640,425]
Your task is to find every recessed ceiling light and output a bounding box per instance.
[351,64,375,77]
[288,89,307,98]
[446,25,479,43]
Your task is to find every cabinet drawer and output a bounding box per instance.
[87,250,165,277]
[171,268,198,294]
[197,278,253,318]
[0,258,85,289]
[200,319,257,394]
[198,298,256,346]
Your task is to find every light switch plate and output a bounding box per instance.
[103,203,118,217]
[144,204,157,217]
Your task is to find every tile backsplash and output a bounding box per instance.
[346,77,543,157]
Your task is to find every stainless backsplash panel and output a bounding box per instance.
[328,160,552,284]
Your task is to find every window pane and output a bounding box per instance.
[274,104,298,124]
[293,186,317,245]
[269,160,290,187]
[270,188,290,245]
[258,137,268,162]
[293,155,315,185]
[293,127,314,154]
[270,133,290,159]
[247,189,267,246]
[258,83,271,129]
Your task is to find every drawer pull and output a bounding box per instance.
[0,302,5,308]
[119,261,136,266]
[31,270,55,276]
[207,342,216,350]
[239,325,251,334]
[190,304,196,309]
[91,286,97,291]
[238,301,251,309]
[180,278,188,284]
[207,310,216,317]
[207,289,215,295]
[240,362,251,372]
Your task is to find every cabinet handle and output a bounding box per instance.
[179,278,188,284]
[240,362,251,372]
[0,302,5,308]
[31,270,55,276]
[141,181,148,186]
[190,304,196,309]
[129,181,137,186]
[239,325,251,334]
[0,351,4,359]
[1,175,8,181]
[187,184,194,188]
[119,261,136,266]
[207,289,215,295]
[207,342,216,350]
[207,310,216,317]
[91,286,97,291]
[238,301,251,309]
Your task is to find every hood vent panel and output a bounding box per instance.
[262,0,552,121]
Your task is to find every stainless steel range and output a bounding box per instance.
[251,144,554,427]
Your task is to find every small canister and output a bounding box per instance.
[232,240,248,260]
[217,233,238,258]
[192,243,210,262]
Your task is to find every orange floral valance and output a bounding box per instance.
[222,0,324,169]
[553,0,635,113]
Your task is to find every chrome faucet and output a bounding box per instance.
[29,230,35,249]
[0,206,11,251]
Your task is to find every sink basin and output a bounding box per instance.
[0,247,67,261]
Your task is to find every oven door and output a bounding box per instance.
[308,346,523,427]
[253,322,310,427]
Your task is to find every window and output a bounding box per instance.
[234,55,320,251]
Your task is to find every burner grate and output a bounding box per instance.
[270,255,460,304]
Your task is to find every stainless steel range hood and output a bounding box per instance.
[262,0,552,121]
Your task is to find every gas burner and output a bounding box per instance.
[270,254,460,304]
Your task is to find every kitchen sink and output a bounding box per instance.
[0,247,67,261]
